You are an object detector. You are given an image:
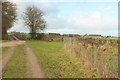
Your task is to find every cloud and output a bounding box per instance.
[44,11,103,34]
[66,11,102,30]
[8,19,29,33]
[45,15,68,29]
[98,6,112,12]
[68,0,119,2]
[9,0,119,4]
[40,0,49,3]
[9,0,21,5]
[53,10,117,36]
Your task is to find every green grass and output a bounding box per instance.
[2,47,9,57]
[27,41,96,78]
[2,40,10,42]
[3,45,27,78]
[109,37,118,41]
[107,48,118,69]
[27,41,97,78]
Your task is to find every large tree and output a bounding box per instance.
[0,1,2,40]
[2,1,16,40]
[23,6,46,39]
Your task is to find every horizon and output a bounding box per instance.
[8,31,118,37]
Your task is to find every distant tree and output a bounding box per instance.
[2,1,16,40]
[23,6,46,39]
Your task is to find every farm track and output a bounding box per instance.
[1,40,46,78]
[2,40,25,47]
[25,44,46,78]
[0,46,15,78]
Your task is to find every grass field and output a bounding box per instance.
[3,45,27,78]
[27,41,98,78]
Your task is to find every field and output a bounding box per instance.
[1,38,119,78]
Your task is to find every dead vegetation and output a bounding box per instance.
[64,37,118,78]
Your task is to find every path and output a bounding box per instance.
[2,40,25,47]
[25,45,46,78]
[0,40,25,78]
[0,47,15,77]
[1,40,46,78]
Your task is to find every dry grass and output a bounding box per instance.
[64,37,118,78]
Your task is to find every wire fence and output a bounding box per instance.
[63,37,118,78]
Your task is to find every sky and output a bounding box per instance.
[8,0,119,37]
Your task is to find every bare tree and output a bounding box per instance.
[23,6,46,39]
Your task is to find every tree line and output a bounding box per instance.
[1,0,46,40]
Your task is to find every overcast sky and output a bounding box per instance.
[8,0,118,36]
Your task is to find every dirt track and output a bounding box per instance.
[25,45,46,78]
[2,40,25,47]
[1,41,45,78]
[0,47,15,77]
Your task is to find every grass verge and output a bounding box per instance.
[3,45,27,78]
[2,47,9,57]
[27,41,87,78]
